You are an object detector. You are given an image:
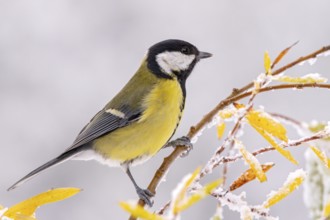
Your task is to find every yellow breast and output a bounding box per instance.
[93,79,184,165]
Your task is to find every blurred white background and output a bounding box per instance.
[1,0,330,219]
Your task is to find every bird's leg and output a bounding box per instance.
[163,136,193,157]
[125,167,154,207]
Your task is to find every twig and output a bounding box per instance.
[220,128,330,165]
[225,45,330,101]
[187,45,330,138]
[129,82,330,220]
[269,112,304,128]
[223,83,330,106]
[156,200,171,215]
[194,83,330,181]
[196,103,254,183]
[128,45,330,219]
[153,128,330,215]
[221,141,233,187]
[196,107,330,183]
[212,191,274,219]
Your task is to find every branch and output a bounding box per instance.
[224,83,330,105]
[212,191,275,219]
[128,45,330,219]
[188,45,330,138]
[129,82,330,219]
[226,45,330,99]
[220,128,330,165]
[155,128,330,215]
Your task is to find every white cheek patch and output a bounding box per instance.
[156,51,195,75]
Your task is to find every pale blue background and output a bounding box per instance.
[1,0,330,219]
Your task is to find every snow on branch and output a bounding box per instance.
[128,44,330,220]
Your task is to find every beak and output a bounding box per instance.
[197,51,212,59]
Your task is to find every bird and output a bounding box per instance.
[8,39,212,206]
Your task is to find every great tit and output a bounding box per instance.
[8,39,212,206]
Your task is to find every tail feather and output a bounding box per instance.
[7,147,85,191]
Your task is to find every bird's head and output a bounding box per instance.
[146,39,212,81]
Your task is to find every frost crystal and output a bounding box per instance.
[191,127,206,144]
[283,169,306,188]
[169,172,194,218]
[190,136,198,144]
[171,174,192,201]
[255,73,272,88]
[258,105,265,110]
[308,58,317,66]
[304,149,324,219]
[210,205,223,220]
[159,168,170,185]
[273,73,327,84]
[216,191,277,220]
[235,126,245,138]
[264,169,306,208]
[207,115,221,129]
[240,205,252,220]
[217,191,248,212]
[319,50,330,57]
[0,208,9,219]
[303,73,328,83]
[325,121,330,135]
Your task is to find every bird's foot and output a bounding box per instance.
[164,136,193,157]
[136,187,154,207]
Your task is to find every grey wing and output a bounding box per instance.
[66,105,141,151]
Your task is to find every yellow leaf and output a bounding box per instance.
[219,109,235,119]
[246,109,298,165]
[236,141,267,182]
[309,122,327,133]
[323,198,330,218]
[211,204,223,220]
[175,179,222,213]
[264,51,272,75]
[272,41,298,68]
[4,188,81,218]
[217,122,226,139]
[275,74,327,84]
[256,127,298,165]
[171,168,222,215]
[310,146,330,168]
[120,202,164,220]
[172,167,201,215]
[246,110,288,142]
[230,163,274,191]
[263,169,305,208]
[13,213,36,220]
[309,122,330,141]
[253,80,261,94]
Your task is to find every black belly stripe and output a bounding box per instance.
[166,98,185,144]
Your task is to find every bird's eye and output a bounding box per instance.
[181,46,190,54]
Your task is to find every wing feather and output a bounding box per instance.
[67,106,141,151]
[65,65,158,152]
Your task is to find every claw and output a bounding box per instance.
[164,136,193,157]
[125,167,155,207]
[136,187,154,207]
